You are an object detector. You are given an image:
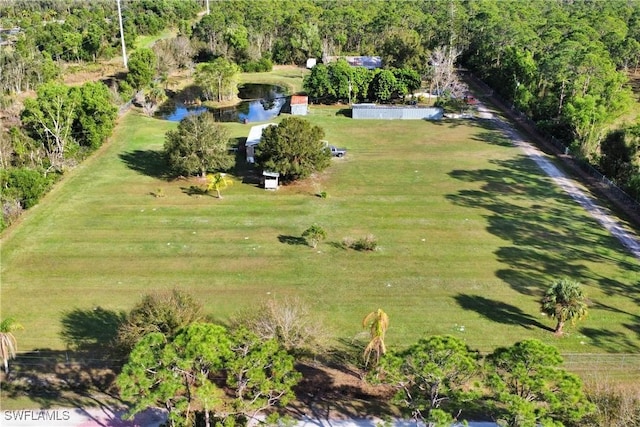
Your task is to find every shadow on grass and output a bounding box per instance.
[60,307,126,353]
[119,150,168,179]
[181,185,213,197]
[277,235,307,246]
[585,300,640,351]
[454,294,554,332]
[578,327,640,353]
[335,108,352,118]
[230,137,263,188]
[447,153,640,351]
[472,130,513,146]
[447,156,634,296]
[328,241,348,250]
[2,349,123,410]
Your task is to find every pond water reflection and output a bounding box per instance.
[160,84,287,123]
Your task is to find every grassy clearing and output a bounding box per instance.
[136,28,177,50]
[240,66,309,94]
[1,105,639,368]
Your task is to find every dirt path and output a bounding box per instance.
[477,104,640,260]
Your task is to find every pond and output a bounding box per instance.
[160,84,287,123]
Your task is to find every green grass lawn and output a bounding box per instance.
[240,66,308,94]
[1,106,639,363]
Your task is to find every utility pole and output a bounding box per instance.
[117,0,127,69]
[206,0,210,15]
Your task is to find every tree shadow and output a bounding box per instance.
[327,241,348,250]
[119,149,167,179]
[60,307,126,353]
[335,108,352,118]
[587,300,640,349]
[290,358,394,422]
[447,156,635,299]
[454,294,554,332]
[472,130,513,146]
[578,327,640,353]
[624,321,640,341]
[277,235,307,246]
[2,349,124,410]
[181,185,212,197]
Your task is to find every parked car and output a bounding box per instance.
[328,145,347,157]
[322,140,347,157]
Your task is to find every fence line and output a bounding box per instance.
[465,72,640,212]
[561,353,640,376]
[9,350,640,372]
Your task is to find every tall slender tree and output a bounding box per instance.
[362,308,389,366]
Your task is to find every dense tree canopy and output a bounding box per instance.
[164,113,234,178]
[126,48,157,90]
[69,82,118,150]
[21,82,77,171]
[486,339,594,426]
[20,81,117,171]
[194,58,241,102]
[377,335,480,424]
[254,117,330,183]
[117,323,300,426]
[3,0,640,222]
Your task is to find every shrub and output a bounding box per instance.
[1,198,23,230]
[341,235,378,251]
[241,58,273,73]
[5,167,52,209]
[230,297,330,356]
[118,80,136,102]
[350,234,378,251]
[115,289,204,353]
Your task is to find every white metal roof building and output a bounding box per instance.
[245,123,276,163]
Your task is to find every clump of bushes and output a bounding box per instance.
[241,58,273,73]
[342,234,378,251]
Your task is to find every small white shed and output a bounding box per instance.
[262,171,280,190]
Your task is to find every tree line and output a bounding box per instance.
[2,0,640,227]
[1,281,610,427]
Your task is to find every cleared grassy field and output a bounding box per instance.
[1,105,638,360]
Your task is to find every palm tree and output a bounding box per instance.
[0,317,23,374]
[302,224,327,248]
[541,279,588,335]
[362,308,389,366]
[206,172,233,198]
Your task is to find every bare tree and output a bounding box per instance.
[429,46,467,99]
[231,297,330,356]
[0,129,14,170]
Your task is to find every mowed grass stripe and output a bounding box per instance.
[1,109,638,356]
